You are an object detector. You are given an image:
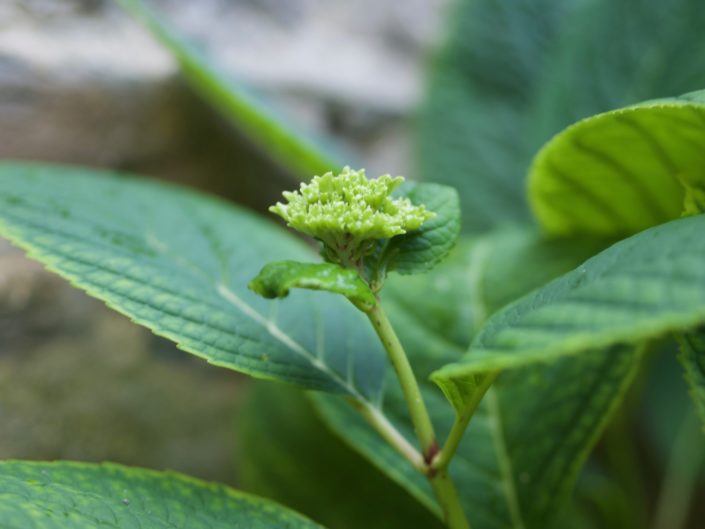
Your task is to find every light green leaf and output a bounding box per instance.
[248,261,376,311]
[527,0,705,155]
[676,328,705,432]
[313,228,639,528]
[385,182,461,275]
[115,0,342,179]
[416,0,584,231]
[238,382,444,529]
[0,163,386,399]
[434,214,705,393]
[0,460,323,528]
[529,90,705,237]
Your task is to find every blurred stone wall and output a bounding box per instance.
[0,0,447,483]
[0,0,447,196]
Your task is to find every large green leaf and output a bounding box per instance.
[313,229,638,528]
[528,91,705,237]
[0,461,323,528]
[0,163,386,400]
[527,0,705,154]
[115,0,342,179]
[677,328,705,432]
[417,0,582,231]
[434,214,705,396]
[238,382,444,529]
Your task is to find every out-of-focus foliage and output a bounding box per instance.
[417,0,705,233]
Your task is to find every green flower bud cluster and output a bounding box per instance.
[270,167,435,266]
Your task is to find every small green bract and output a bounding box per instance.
[270,167,435,265]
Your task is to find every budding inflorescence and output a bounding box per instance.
[270,167,435,267]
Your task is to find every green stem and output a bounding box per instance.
[366,304,437,458]
[431,471,471,529]
[365,303,472,529]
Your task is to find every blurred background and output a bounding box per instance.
[0,0,446,485]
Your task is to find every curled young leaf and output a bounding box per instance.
[249,260,376,311]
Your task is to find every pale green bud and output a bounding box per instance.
[270,167,435,266]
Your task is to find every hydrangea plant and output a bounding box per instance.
[2,0,705,528]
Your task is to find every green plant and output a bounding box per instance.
[2,0,705,528]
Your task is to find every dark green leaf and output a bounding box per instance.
[0,163,386,399]
[0,460,324,528]
[249,261,376,311]
[529,90,705,237]
[115,0,342,179]
[238,382,443,529]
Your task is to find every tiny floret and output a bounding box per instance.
[270,167,435,266]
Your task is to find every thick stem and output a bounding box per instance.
[365,303,472,529]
